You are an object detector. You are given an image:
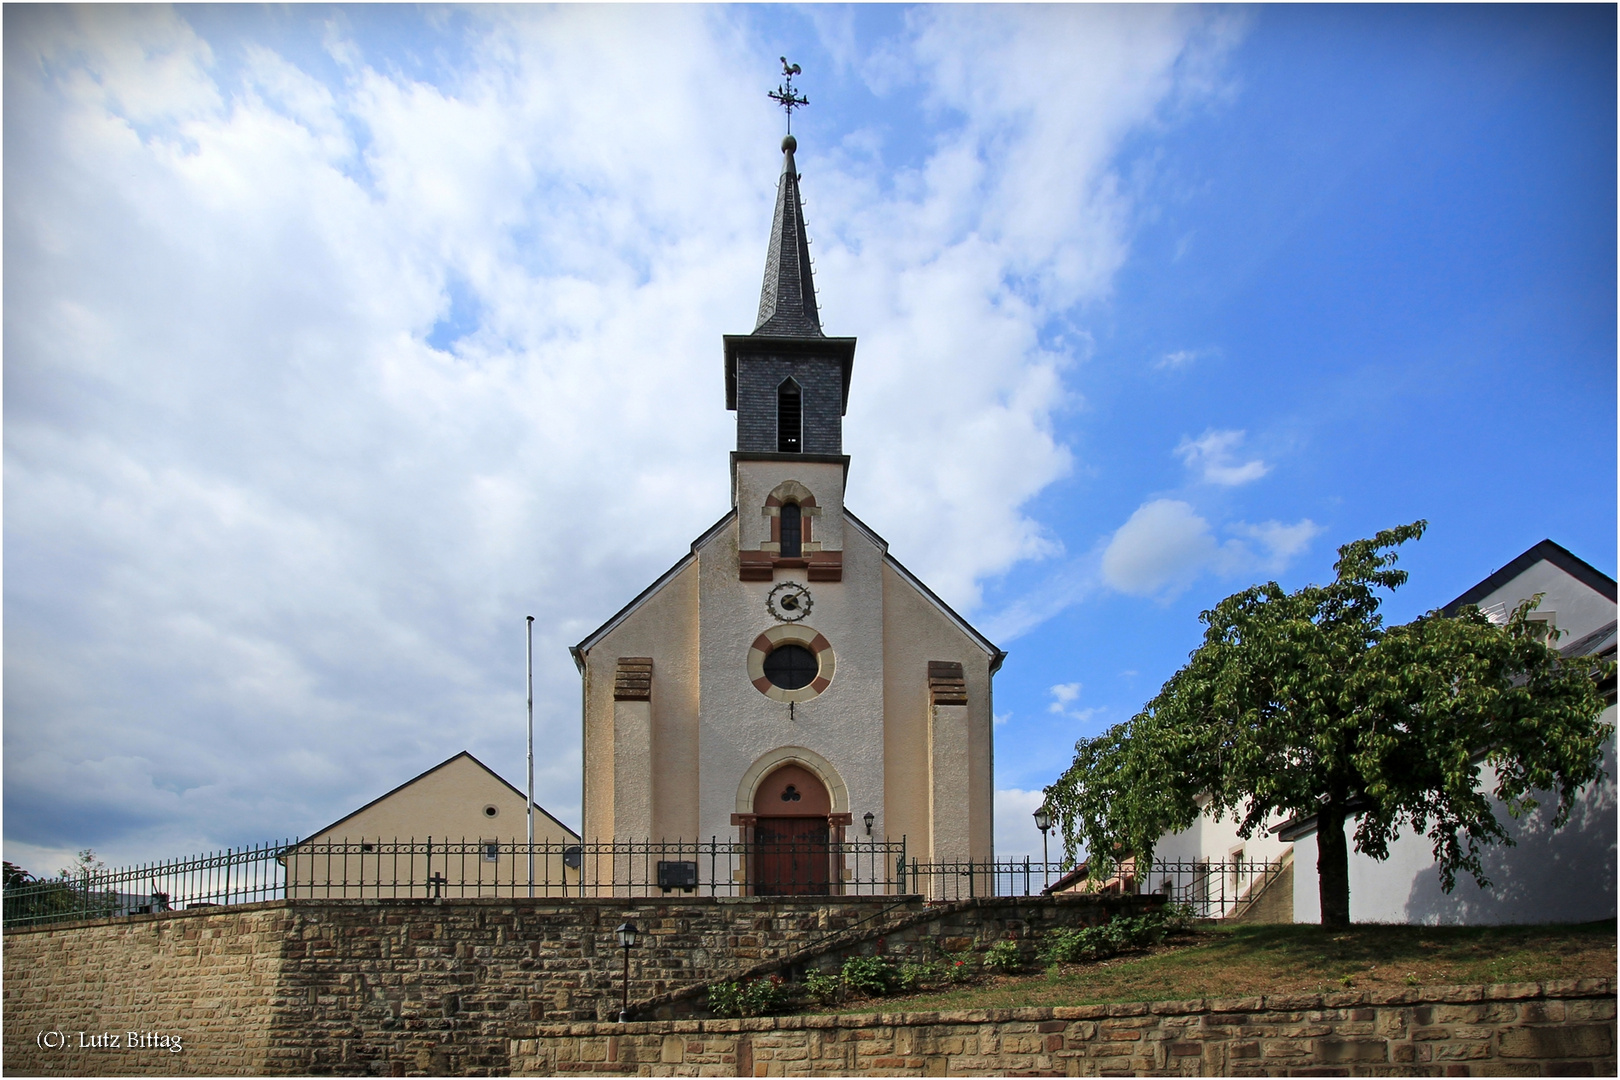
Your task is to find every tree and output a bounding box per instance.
[1044,522,1614,927]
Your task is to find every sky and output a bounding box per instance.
[5,4,1615,874]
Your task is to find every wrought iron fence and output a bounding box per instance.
[3,842,294,928]
[4,837,907,926]
[906,855,1287,915]
[2,841,1288,928]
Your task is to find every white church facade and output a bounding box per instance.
[571,134,1004,893]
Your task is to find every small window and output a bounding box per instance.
[482,841,500,863]
[779,503,802,558]
[763,643,818,690]
[483,804,499,818]
[777,380,802,453]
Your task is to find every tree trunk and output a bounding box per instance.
[1316,805,1351,927]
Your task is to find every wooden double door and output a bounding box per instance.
[751,763,832,896]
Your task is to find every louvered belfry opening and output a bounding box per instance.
[777,379,802,452]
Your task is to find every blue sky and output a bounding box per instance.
[5,5,1614,872]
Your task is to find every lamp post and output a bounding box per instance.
[615,921,639,1022]
[863,811,875,837]
[1033,806,1052,890]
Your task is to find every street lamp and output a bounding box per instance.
[863,811,875,837]
[615,921,639,1022]
[1033,807,1052,890]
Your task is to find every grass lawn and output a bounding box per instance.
[828,920,1616,1015]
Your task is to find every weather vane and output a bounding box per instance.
[768,57,808,135]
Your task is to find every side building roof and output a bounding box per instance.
[290,750,579,847]
[1442,539,1617,616]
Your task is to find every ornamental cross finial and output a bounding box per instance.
[768,56,808,135]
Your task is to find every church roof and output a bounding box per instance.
[570,509,1007,675]
[753,135,823,337]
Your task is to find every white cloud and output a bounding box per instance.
[1232,519,1326,571]
[1101,499,1221,596]
[1155,348,1201,370]
[994,787,1056,861]
[1048,682,1082,710]
[1175,429,1270,486]
[3,6,1241,864]
[1046,681,1101,725]
[1100,499,1319,598]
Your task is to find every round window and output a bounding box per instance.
[482,804,499,819]
[747,625,835,702]
[763,644,818,690]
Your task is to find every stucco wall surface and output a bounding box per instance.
[513,980,1616,1077]
[879,560,995,862]
[582,559,702,842]
[695,496,885,849]
[1293,729,1616,925]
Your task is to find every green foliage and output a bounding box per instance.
[3,854,118,928]
[896,962,931,991]
[707,975,792,1018]
[983,940,1023,973]
[801,969,841,1003]
[1044,522,1615,924]
[840,954,900,997]
[1039,910,1176,966]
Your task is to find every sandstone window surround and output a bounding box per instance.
[739,479,842,581]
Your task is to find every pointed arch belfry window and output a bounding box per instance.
[777,379,802,453]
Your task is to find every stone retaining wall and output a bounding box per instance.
[4,893,1148,1075]
[513,980,1616,1077]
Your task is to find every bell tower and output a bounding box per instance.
[724,132,856,583]
[724,134,857,460]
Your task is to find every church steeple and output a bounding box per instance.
[754,135,822,338]
[724,73,855,463]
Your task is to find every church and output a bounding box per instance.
[571,132,1004,891]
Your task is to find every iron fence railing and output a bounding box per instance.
[2,841,1289,928]
[1031,856,1289,919]
[4,838,908,926]
[3,842,293,928]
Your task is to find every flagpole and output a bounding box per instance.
[526,615,535,898]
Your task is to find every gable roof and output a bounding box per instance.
[295,750,578,845]
[569,509,735,667]
[845,510,1007,673]
[1442,539,1617,616]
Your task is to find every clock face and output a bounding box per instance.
[765,581,813,623]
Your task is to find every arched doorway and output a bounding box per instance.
[751,763,832,895]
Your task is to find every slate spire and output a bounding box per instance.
[753,134,823,338]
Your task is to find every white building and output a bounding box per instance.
[1151,539,1616,924]
[570,135,1003,894]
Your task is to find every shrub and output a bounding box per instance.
[984,939,1023,973]
[707,975,791,1018]
[897,961,932,991]
[1040,909,1179,966]
[801,969,841,1003]
[840,954,900,997]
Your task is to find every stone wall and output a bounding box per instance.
[513,979,1617,1077]
[2,905,291,1075]
[641,894,1156,1020]
[5,895,913,1076]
